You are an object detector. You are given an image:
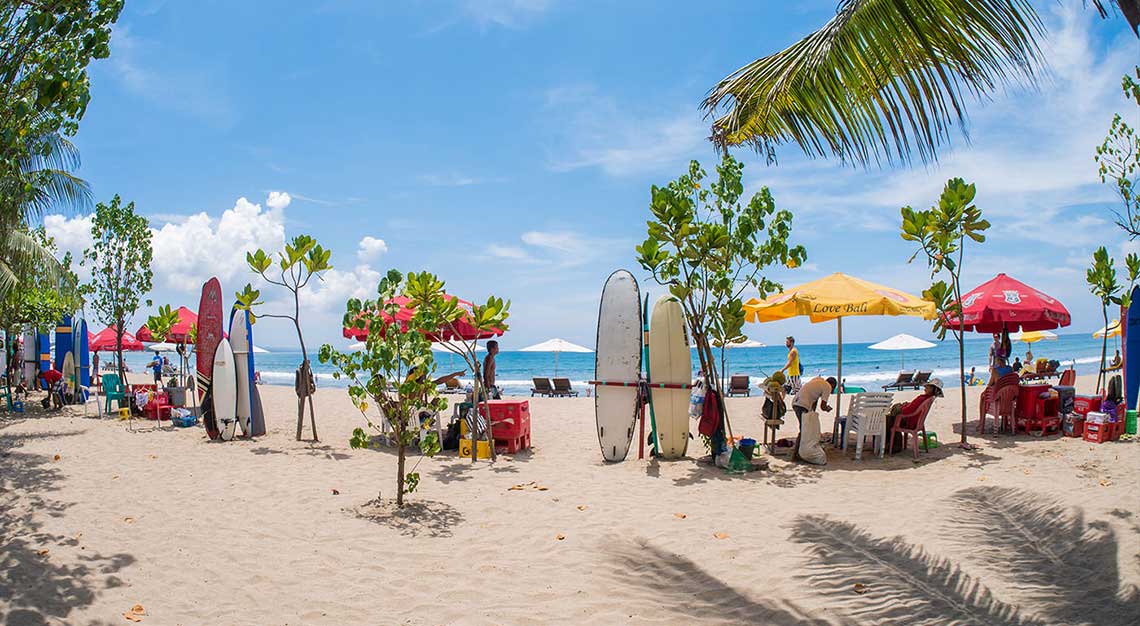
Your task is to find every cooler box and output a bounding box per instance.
[1083,420,1112,444]
[479,400,531,439]
[1052,385,1075,415]
[1073,395,1102,417]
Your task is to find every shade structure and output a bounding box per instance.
[1094,319,1121,339]
[744,273,937,436]
[868,333,936,370]
[1011,329,1058,343]
[252,345,269,354]
[520,338,593,376]
[90,326,144,352]
[146,342,178,352]
[136,306,198,343]
[945,274,1070,333]
[348,341,366,351]
[343,295,503,343]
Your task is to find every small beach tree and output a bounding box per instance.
[636,155,806,453]
[234,235,332,441]
[403,271,510,463]
[319,270,444,507]
[900,178,989,449]
[83,195,153,384]
[1096,67,1140,239]
[1086,248,1140,393]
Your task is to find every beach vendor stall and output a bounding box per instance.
[743,273,936,457]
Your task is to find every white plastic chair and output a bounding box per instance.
[842,392,895,460]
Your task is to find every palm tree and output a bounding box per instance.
[702,0,1140,168]
[0,132,91,296]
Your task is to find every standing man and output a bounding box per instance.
[791,375,837,460]
[780,336,802,391]
[482,340,501,400]
[150,353,163,385]
[989,333,1004,369]
[92,352,100,377]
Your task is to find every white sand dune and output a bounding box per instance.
[2,374,1138,625]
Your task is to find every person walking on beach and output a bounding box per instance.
[150,353,163,385]
[482,340,501,400]
[781,336,802,391]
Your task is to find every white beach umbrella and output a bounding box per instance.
[519,338,592,376]
[348,341,366,351]
[727,338,765,348]
[252,344,270,354]
[145,342,178,352]
[868,333,936,370]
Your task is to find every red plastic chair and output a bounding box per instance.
[143,392,173,421]
[889,396,936,459]
[1058,369,1076,387]
[979,384,1018,435]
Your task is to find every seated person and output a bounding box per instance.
[888,379,943,428]
[1110,350,1122,369]
[989,356,1014,384]
[963,367,979,386]
[1011,357,1023,373]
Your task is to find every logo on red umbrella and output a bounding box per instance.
[962,293,982,308]
[1003,290,1021,305]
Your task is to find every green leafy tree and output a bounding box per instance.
[144,304,179,344]
[402,271,510,463]
[636,155,806,453]
[1086,247,1140,393]
[82,195,153,384]
[900,178,989,448]
[234,235,332,441]
[702,0,1138,168]
[319,270,445,507]
[1096,67,1140,238]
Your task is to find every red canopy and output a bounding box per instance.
[136,306,198,343]
[91,326,145,352]
[945,273,1071,333]
[343,295,503,342]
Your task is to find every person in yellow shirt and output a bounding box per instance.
[781,336,802,391]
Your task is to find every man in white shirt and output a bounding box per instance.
[791,375,836,461]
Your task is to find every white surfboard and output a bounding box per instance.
[22,329,36,387]
[228,308,254,437]
[62,352,75,400]
[595,270,642,462]
[212,339,239,441]
[649,296,691,459]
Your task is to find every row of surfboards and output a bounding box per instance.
[7,316,91,395]
[595,269,691,462]
[196,278,266,441]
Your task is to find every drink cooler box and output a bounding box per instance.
[477,400,532,453]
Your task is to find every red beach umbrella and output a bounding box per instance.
[136,306,199,343]
[91,326,145,352]
[343,295,503,342]
[945,273,1071,333]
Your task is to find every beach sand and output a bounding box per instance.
[3,374,1139,625]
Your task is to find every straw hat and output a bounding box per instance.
[925,378,944,397]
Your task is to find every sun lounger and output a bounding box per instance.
[552,378,578,397]
[728,375,750,397]
[531,377,555,397]
[908,371,932,389]
[882,371,915,391]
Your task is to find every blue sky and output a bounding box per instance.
[42,0,1140,350]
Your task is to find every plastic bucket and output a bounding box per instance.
[739,438,756,459]
[1127,410,1138,436]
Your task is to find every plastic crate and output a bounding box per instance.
[1083,421,1111,444]
[1063,416,1085,438]
[171,413,198,428]
[479,400,531,440]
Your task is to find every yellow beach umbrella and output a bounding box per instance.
[1094,319,1121,339]
[1011,329,1058,343]
[743,273,936,438]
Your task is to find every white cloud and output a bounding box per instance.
[541,84,709,177]
[266,191,292,210]
[487,244,533,261]
[357,236,388,261]
[43,213,94,261]
[487,229,628,269]
[298,264,382,313]
[460,0,552,28]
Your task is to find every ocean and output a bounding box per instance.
[113,332,1114,396]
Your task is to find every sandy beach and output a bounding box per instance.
[3,374,1139,626]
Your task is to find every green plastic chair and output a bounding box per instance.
[102,373,126,414]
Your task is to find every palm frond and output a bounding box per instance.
[790,514,1046,625]
[703,0,1045,167]
[1090,1,1140,35]
[945,487,1140,625]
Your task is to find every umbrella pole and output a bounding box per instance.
[834,317,843,446]
[554,351,559,377]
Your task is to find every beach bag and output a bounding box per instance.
[698,389,722,437]
[798,411,827,465]
[442,418,461,450]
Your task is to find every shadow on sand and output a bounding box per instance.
[353,498,465,539]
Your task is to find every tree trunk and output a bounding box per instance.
[1099,304,1110,394]
[396,441,406,507]
[958,331,968,446]
[115,320,125,388]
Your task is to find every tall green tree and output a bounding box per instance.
[636,155,805,454]
[702,0,1137,168]
[234,235,332,441]
[82,195,153,384]
[319,270,445,507]
[901,178,989,448]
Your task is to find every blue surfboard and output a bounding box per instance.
[74,318,91,400]
[54,315,72,372]
[37,333,51,390]
[1126,285,1140,410]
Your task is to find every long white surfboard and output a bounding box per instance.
[228,308,254,437]
[595,270,641,462]
[649,296,691,459]
[212,339,238,441]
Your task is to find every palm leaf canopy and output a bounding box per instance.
[703,0,1047,168]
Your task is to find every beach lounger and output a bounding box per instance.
[728,375,750,397]
[552,378,578,397]
[882,371,915,391]
[908,371,932,389]
[531,377,555,397]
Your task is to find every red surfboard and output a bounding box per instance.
[197,278,224,440]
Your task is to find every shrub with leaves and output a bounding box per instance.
[319,270,445,506]
[901,178,989,447]
[1087,247,1140,393]
[235,235,332,441]
[1096,67,1140,239]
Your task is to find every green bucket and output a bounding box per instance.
[1127,410,1138,436]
